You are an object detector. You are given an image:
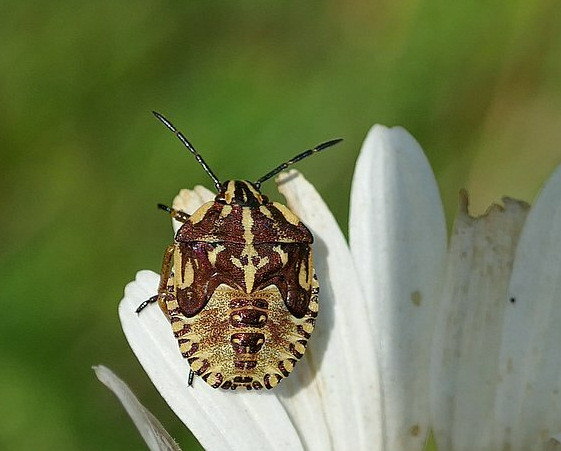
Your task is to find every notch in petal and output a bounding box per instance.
[430,192,528,450]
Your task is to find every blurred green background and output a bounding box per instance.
[2,1,561,449]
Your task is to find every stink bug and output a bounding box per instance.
[136,111,341,390]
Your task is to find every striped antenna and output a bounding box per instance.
[153,111,222,191]
[254,138,343,188]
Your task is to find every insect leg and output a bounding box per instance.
[136,244,175,313]
[158,203,190,223]
[135,295,158,313]
[188,370,194,386]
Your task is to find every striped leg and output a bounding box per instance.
[158,204,190,223]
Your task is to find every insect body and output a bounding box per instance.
[137,112,341,390]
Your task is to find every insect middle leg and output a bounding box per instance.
[135,244,175,313]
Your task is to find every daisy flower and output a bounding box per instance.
[98,125,561,450]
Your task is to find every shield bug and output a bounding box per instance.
[136,111,341,390]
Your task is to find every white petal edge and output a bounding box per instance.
[120,270,304,451]
[171,186,215,234]
[494,165,561,450]
[277,170,383,451]
[349,125,447,449]
[93,365,181,451]
[430,194,528,450]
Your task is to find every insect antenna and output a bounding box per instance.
[153,111,222,191]
[254,138,343,188]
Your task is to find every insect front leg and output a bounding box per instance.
[158,204,190,223]
[135,244,175,314]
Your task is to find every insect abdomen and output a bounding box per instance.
[165,271,318,390]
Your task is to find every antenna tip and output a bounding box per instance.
[317,138,343,151]
[152,111,175,131]
[157,203,172,213]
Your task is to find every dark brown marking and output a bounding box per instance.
[278,361,291,377]
[296,325,311,339]
[171,318,191,338]
[230,333,265,354]
[229,298,268,309]
[202,372,224,389]
[234,360,257,370]
[221,381,232,390]
[289,340,307,359]
[213,373,224,388]
[252,381,263,390]
[263,373,281,389]
[176,201,313,244]
[181,342,198,358]
[229,309,268,328]
[196,359,210,376]
[233,376,252,384]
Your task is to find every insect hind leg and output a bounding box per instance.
[188,370,194,386]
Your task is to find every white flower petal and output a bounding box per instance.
[276,359,332,451]
[430,193,528,450]
[495,166,561,450]
[120,270,303,451]
[277,170,382,451]
[171,186,215,233]
[349,125,447,449]
[93,365,181,451]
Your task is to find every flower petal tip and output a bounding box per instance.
[93,365,181,451]
[363,123,423,153]
[275,169,302,187]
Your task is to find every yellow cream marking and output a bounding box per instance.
[283,360,294,372]
[181,260,194,288]
[207,372,219,386]
[273,245,288,266]
[172,321,185,333]
[268,375,280,387]
[173,249,183,286]
[272,202,300,225]
[224,181,236,203]
[259,205,273,219]
[298,261,310,290]
[220,205,232,218]
[191,359,204,371]
[303,322,314,334]
[189,202,213,224]
[231,244,269,292]
[207,244,225,266]
[309,300,319,313]
[241,208,254,243]
[179,341,191,353]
